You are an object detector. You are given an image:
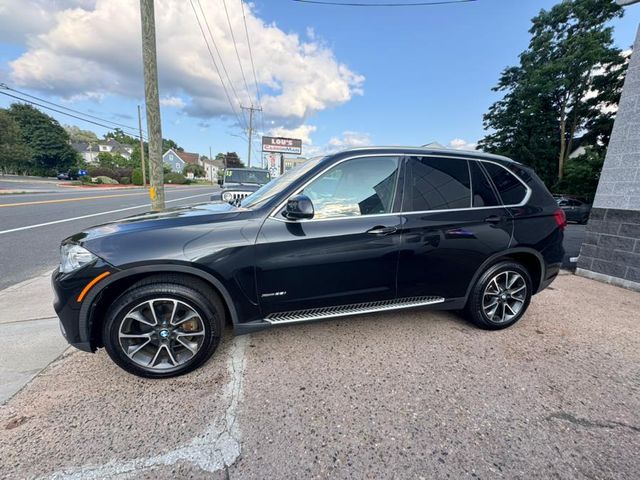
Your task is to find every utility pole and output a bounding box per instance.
[241,105,262,168]
[139,0,164,210]
[209,145,214,185]
[137,105,147,187]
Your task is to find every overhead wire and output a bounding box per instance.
[291,0,477,6]
[239,0,265,134]
[0,83,144,136]
[0,89,146,139]
[188,0,247,130]
[222,0,253,109]
[195,0,249,130]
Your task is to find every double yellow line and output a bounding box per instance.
[0,192,146,208]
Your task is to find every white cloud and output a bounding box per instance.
[328,131,372,149]
[266,126,372,157]
[5,0,364,127]
[269,125,317,145]
[160,96,186,108]
[448,138,477,151]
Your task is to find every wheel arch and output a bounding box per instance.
[464,247,546,302]
[79,264,239,351]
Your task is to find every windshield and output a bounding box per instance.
[225,169,270,185]
[240,157,326,209]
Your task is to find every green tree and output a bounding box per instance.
[97,152,131,170]
[64,125,98,144]
[104,128,138,146]
[0,109,32,174]
[478,0,626,186]
[554,148,604,200]
[224,152,244,168]
[183,163,206,177]
[8,103,79,175]
[162,138,183,152]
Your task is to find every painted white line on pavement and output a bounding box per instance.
[0,192,213,236]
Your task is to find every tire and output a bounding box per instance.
[579,214,589,225]
[464,261,532,330]
[102,275,224,378]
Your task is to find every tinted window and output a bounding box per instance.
[469,161,500,207]
[302,156,400,219]
[482,162,528,205]
[403,156,471,211]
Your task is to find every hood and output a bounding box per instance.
[65,201,245,244]
[222,182,262,190]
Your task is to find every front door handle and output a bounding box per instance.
[367,226,397,235]
[484,215,503,225]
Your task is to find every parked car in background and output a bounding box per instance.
[211,167,270,203]
[57,170,87,181]
[554,195,592,224]
[52,147,565,378]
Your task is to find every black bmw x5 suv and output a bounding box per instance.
[53,147,565,378]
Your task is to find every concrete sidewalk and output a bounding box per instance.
[0,271,68,404]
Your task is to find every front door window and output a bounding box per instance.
[302,156,400,219]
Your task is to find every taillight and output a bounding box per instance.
[554,208,567,231]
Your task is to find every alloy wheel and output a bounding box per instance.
[118,298,206,371]
[481,271,527,324]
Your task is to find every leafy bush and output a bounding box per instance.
[183,163,206,178]
[164,172,188,184]
[120,177,130,185]
[95,175,119,185]
[132,168,143,186]
[87,166,131,183]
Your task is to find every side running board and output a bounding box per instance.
[265,296,445,325]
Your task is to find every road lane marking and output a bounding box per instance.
[0,192,147,208]
[0,192,213,236]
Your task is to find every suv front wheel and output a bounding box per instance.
[465,261,532,330]
[102,276,224,378]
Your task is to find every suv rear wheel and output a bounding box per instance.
[465,261,532,330]
[102,277,224,378]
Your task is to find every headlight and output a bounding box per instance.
[222,191,234,202]
[60,244,97,273]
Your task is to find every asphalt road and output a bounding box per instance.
[0,178,217,290]
[0,175,587,291]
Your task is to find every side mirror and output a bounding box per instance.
[284,194,314,220]
[217,178,223,186]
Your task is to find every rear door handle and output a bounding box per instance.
[484,215,502,225]
[367,226,397,235]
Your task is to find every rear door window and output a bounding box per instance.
[402,156,471,212]
[469,161,500,207]
[481,162,528,206]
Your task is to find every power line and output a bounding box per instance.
[188,0,246,129]
[239,0,265,133]
[292,0,476,6]
[0,90,146,139]
[222,0,253,107]
[0,83,144,134]
[195,0,248,130]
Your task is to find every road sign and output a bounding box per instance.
[261,136,302,155]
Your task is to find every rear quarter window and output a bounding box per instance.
[481,162,528,206]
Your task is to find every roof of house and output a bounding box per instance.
[175,151,200,165]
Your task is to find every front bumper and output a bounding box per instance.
[52,260,116,352]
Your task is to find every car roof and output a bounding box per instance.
[331,146,520,166]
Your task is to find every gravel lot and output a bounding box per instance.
[1,272,639,479]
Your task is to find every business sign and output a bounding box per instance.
[261,136,302,155]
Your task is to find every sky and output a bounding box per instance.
[1,0,639,166]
